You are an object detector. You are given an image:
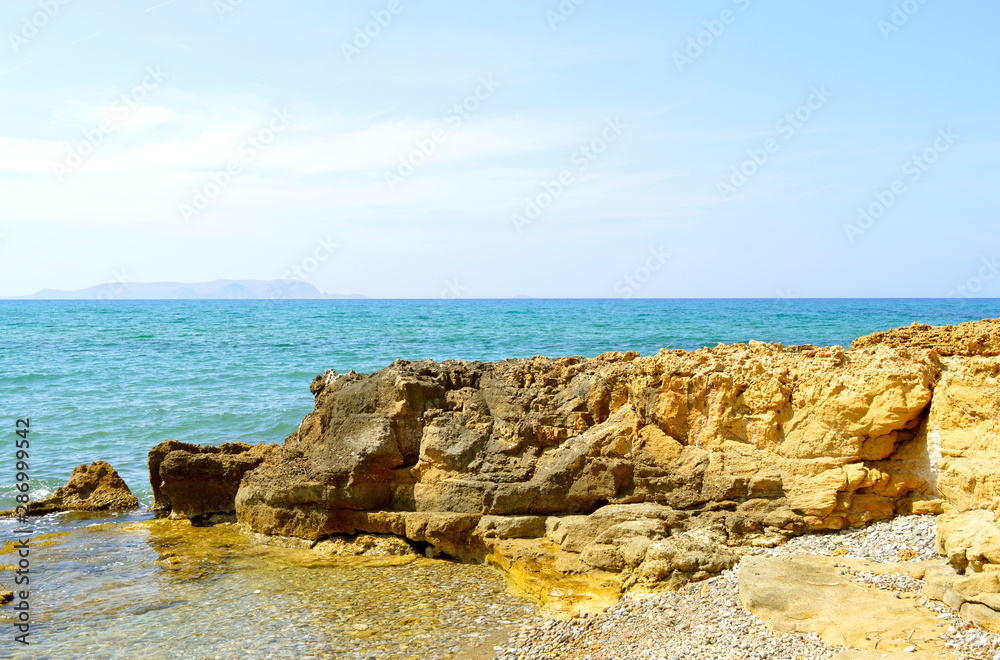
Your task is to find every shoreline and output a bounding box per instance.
[6,315,1000,657]
[145,316,1000,655]
[8,510,1000,659]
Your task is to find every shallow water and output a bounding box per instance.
[0,513,535,659]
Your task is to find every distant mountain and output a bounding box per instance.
[17,280,368,300]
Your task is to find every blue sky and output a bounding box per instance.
[1,0,997,298]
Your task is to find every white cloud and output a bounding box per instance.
[2,92,642,232]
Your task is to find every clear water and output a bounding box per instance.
[1,298,997,505]
[0,513,533,659]
[0,298,997,658]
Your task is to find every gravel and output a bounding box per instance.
[493,567,837,660]
[492,516,1000,660]
[760,514,939,562]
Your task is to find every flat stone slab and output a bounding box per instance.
[740,555,947,653]
[835,651,939,660]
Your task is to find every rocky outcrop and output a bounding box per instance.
[853,318,1000,632]
[232,342,941,554]
[149,317,1000,612]
[25,461,139,515]
[926,355,1000,515]
[923,560,1000,633]
[850,320,1000,519]
[922,508,1000,631]
[850,318,1000,356]
[937,509,1000,573]
[149,440,279,521]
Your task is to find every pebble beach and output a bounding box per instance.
[493,516,1000,660]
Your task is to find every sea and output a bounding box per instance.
[0,298,997,658]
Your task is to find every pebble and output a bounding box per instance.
[759,514,939,562]
[492,515,1000,659]
[0,521,536,660]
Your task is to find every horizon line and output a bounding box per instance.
[3,297,1000,302]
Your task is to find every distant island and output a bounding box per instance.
[15,280,367,300]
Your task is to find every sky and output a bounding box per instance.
[0,0,998,298]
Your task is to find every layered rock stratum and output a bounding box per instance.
[149,317,1000,630]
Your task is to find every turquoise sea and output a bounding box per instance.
[1,299,998,658]
[2,298,998,508]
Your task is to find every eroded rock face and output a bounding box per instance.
[27,461,139,515]
[237,343,938,541]
[925,509,1000,631]
[149,440,279,520]
[927,356,1000,514]
[937,509,1000,573]
[854,318,1000,631]
[216,340,946,591]
[923,560,1000,633]
[850,318,1000,356]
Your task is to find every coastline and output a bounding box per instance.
[148,316,1000,657]
[5,314,1000,658]
[5,297,998,508]
[6,512,999,659]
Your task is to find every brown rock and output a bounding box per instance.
[923,562,1000,632]
[312,534,416,557]
[634,531,738,589]
[236,343,939,548]
[148,440,279,520]
[26,461,138,515]
[473,515,547,540]
[926,357,1000,513]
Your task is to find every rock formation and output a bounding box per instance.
[25,460,139,515]
[148,440,279,521]
[850,320,1000,356]
[148,317,1000,623]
